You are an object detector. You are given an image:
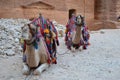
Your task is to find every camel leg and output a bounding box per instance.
[34,63,49,75]
[22,63,30,75]
[79,46,82,51]
[71,46,75,52]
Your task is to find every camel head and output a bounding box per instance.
[21,23,41,68]
[76,15,84,26]
[21,24,37,40]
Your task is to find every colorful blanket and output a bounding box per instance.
[29,15,59,64]
[65,15,90,50]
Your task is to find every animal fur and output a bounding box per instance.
[21,24,49,75]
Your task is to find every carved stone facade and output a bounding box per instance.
[95,0,120,20]
[0,0,119,29]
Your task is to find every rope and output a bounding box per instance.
[57,49,70,55]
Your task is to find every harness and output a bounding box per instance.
[44,19,58,64]
[65,15,90,50]
[22,16,58,64]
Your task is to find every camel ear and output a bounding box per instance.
[27,24,32,30]
[27,24,30,28]
[21,24,27,30]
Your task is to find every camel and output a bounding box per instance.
[21,23,50,75]
[71,15,84,51]
[65,15,84,51]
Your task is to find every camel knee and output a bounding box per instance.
[34,63,49,75]
[22,63,30,75]
[71,46,75,52]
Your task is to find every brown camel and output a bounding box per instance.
[71,15,83,51]
[21,24,51,75]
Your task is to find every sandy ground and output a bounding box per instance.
[0,29,120,80]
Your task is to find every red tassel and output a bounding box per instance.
[83,45,87,50]
[47,59,51,64]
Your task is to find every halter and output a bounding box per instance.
[25,24,41,46]
[76,15,84,26]
[26,16,57,64]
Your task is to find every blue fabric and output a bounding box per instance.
[69,15,76,31]
[23,54,26,62]
[39,16,46,29]
[34,41,38,49]
[46,43,52,54]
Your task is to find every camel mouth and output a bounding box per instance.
[21,31,31,40]
[21,35,30,40]
[76,16,82,26]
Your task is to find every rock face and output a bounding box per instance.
[0,0,94,26]
[0,19,30,56]
[93,0,120,30]
[0,0,119,30]
[95,0,120,21]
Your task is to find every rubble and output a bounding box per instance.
[0,19,65,56]
[53,21,65,37]
[0,19,30,56]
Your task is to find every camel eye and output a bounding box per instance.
[78,16,80,18]
[32,28,36,32]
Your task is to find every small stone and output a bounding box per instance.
[108,70,111,73]
[59,30,64,37]
[8,36,14,40]
[0,50,4,55]
[10,78,14,80]
[15,38,19,43]
[0,46,4,49]
[100,31,105,34]
[5,49,15,56]
[5,44,12,49]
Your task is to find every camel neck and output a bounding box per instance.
[26,45,35,52]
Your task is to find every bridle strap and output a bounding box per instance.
[25,23,42,45]
[25,37,36,45]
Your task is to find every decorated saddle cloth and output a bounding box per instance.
[81,20,90,46]
[65,15,77,49]
[65,15,90,50]
[30,16,59,64]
